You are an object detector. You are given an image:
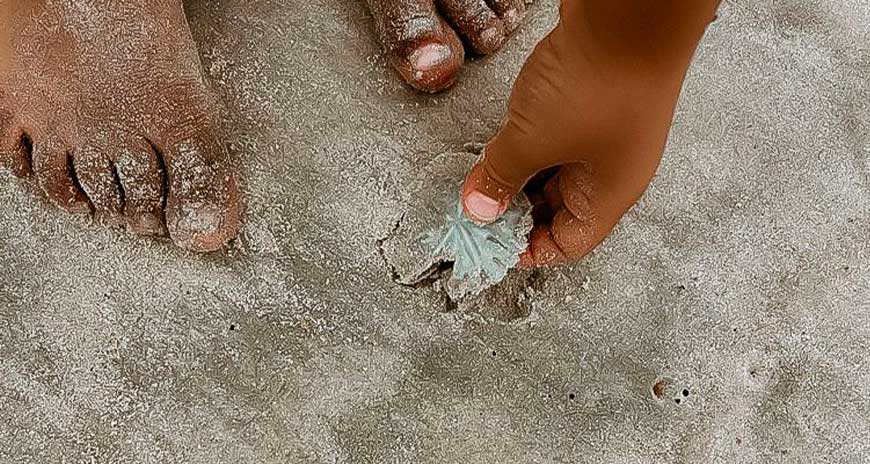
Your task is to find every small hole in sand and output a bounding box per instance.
[491,350,497,357]
[682,389,689,397]
[229,324,236,331]
[675,398,681,404]
[652,379,667,399]
[568,393,575,400]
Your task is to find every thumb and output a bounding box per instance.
[460,142,540,224]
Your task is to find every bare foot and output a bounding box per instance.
[461,0,721,267]
[0,0,240,252]
[365,0,527,92]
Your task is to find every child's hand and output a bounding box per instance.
[457,29,641,269]
[459,0,719,268]
[461,147,604,269]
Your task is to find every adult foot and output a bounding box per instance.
[461,0,721,267]
[0,0,240,252]
[365,0,528,92]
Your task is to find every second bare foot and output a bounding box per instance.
[0,0,240,252]
[365,0,528,92]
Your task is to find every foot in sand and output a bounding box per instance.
[365,0,527,92]
[0,0,240,252]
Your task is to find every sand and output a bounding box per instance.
[1,0,869,462]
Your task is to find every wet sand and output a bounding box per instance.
[1,0,869,461]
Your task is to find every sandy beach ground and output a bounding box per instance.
[1,0,869,462]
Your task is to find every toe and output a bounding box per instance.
[71,145,125,226]
[439,0,506,55]
[115,139,166,236]
[0,125,33,179]
[368,0,464,92]
[31,138,90,213]
[0,108,31,178]
[485,0,526,33]
[162,135,240,252]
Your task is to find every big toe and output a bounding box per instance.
[369,0,464,92]
[162,138,240,252]
[400,38,464,92]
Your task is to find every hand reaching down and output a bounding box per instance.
[460,0,721,267]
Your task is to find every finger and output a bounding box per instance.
[461,155,519,224]
[557,163,595,221]
[460,137,552,224]
[521,164,601,268]
[520,207,598,268]
[550,207,597,257]
[550,164,599,261]
[519,225,567,268]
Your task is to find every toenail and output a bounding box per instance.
[464,191,501,223]
[168,204,225,246]
[409,43,451,72]
[503,9,521,30]
[133,212,164,235]
[96,213,125,229]
[67,199,91,214]
[480,27,502,47]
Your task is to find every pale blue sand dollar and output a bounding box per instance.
[421,195,533,299]
[378,149,534,300]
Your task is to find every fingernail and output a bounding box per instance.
[465,190,501,223]
[409,43,450,72]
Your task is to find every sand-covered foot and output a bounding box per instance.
[365,0,527,92]
[0,0,240,252]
